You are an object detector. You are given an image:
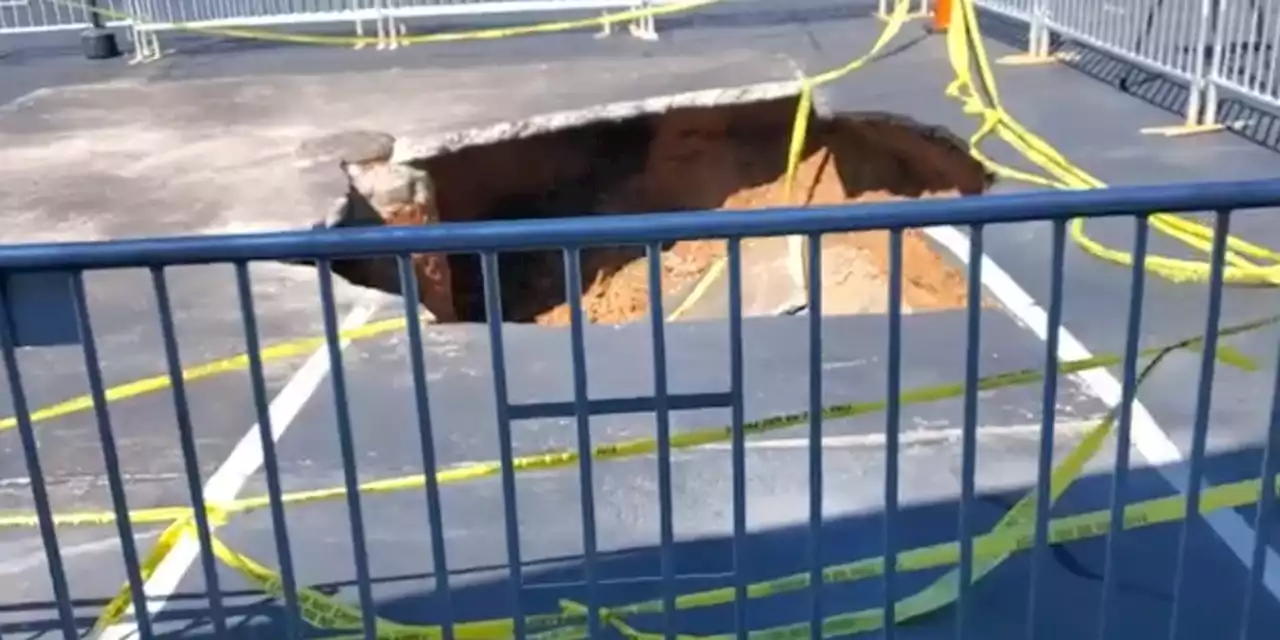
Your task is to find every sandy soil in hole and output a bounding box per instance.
[549,155,973,326]
[534,119,985,326]
[422,98,992,325]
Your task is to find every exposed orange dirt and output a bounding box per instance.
[401,96,993,325]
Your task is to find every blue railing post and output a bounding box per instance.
[1,178,1279,638]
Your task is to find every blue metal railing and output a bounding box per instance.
[1,179,1279,270]
[1,178,1280,639]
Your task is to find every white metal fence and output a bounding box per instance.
[0,0,666,39]
[966,0,1035,21]
[978,0,1280,129]
[121,0,661,30]
[0,0,129,33]
[1202,0,1280,124]
[5,0,1279,125]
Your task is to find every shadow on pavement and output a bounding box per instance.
[974,8,1280,153]
[2,445,1277,639]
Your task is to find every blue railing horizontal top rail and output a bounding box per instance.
[1,178,1280,271]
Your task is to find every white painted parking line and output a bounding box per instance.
[923,224,1280,603]
[98,298,383,640]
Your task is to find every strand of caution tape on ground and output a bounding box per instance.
[542,316,1275,639]
[9,313,1275,639]
[4,312,1268,531]
[13,3,1277,636]
[945,0,1280,285]
[0,1,729,436]
[53,0,724,47]
[593,4,1280,633]
[773,0,916,199]
[559,471,1280,640]
[0,286,716,437]
[536,7,1280,634]
[0,313,422,434]
[88,315,1274,639]
[666,0,915,320]
[780,0,912,200]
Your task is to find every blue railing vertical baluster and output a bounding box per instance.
[150,267,227,637]
[807,232,825,639]
[0,277,77,638]
[396,256,455,640]
[1241,331,1280,640]
[482,251,526,637]
[234,262,302,640]
[728,237,748,640]
[645,242,677,640]
[1169,210,1232,640]
[564,247,600,635]
[883,228,904,638]
[0,182,1273,640]
[1098,213,1151,640]
[69,271,153,639]
[957,224,984,640]
[1027,219,1067,638]
[316,262,378,639]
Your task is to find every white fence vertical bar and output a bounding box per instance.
[1204,0,1280,123]
[966,0,1042,55]
[1185,0,1217,127]
[969,0,1267,129]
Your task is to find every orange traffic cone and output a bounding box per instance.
[926,0,952,34]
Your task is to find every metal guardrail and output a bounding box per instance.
[0,0,129,33]
[965,0,1035,22]
[1041,0,1211,85]
[0,0,659,37]
[4,0,1274,130]
[0,0,669,59]
[122,0,659,30]
[1202,0,1280,124]
[0,0,669,35]
[977,0,1280,128]
[2,179,1280,637]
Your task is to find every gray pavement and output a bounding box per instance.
[0,0,1279,638]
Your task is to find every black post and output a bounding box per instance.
[80,0,121,60]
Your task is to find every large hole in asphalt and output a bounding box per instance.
[329,96,993,325]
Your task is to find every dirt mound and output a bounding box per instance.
[349,96,993,324]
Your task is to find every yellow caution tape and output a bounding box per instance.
[54,0,724,47]
[781,0,913,199]
[91,516,198,637]
[595,470,1235,618]
[672,0,915,318]
[551,321,1268,639]
[545,0,1280,635]
[0,315,422,435]
[569,471,1280,639]
[7,313,1267,531]
[8,313,1275,638]
[941,0,1280,285]
[10,0,1280,636]
[0,295,713,438]
[572,0,1280,636]
[209,536,530,640]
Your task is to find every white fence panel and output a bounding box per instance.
[1205,0,1280,119]
[0,0,132,34]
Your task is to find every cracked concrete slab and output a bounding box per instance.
[0,48,801,244]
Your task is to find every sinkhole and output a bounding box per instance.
[323,94,994,325]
